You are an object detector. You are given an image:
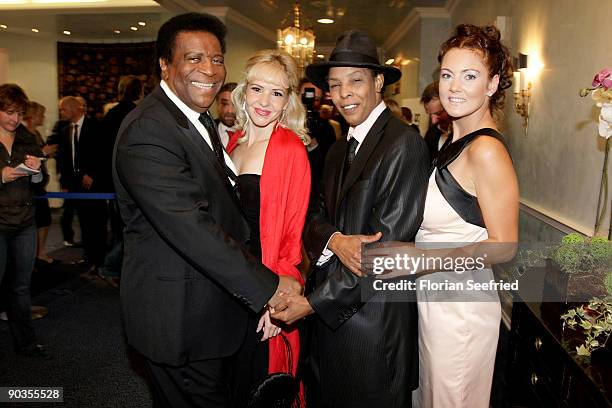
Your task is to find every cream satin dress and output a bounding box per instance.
[412,169,501,408]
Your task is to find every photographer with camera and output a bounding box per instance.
[299,79,336,202]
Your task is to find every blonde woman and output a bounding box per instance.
[23,102,58,265]
[226,49,310,405]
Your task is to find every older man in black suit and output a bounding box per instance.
[49,96,107,268]
[273,30,430,407]
[112,13,301,407]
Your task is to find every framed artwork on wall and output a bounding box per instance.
[58,42,157,119]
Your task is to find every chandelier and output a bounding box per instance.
[277,2,315,73]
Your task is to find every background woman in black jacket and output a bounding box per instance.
[0,83,46,357]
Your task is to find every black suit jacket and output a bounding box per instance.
[112,86,278,365]
[49,118,105,191]
[303,108,429,407]
[101,99,138,192]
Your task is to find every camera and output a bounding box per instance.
[302,87,320,137]
[302,87,316,112]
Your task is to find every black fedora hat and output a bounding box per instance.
[306,29,401,90]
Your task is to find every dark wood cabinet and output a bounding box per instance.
[508,300,612,407]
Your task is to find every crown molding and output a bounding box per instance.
[382,8,419,50]
[383,0,456,50]
[193,6,275,42]
[0,5,162,15]
[225,8,276,42]
[413,6,450,18]
[154,0,201,12]
[154,1,275,41]
[446,0,461,16]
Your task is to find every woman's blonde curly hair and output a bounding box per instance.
[231,49,310,145]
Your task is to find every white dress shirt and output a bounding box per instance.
[217,121,231,149]
[160,81,237,184]
[316,100,387,265]
[74,115,84,140]
[68,114,85,171]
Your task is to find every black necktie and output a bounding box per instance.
[198,112,237,184]
[72,123,79,172]
[343,137,358,182]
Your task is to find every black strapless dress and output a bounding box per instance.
[233,174,268,406]
[238,174,262,259]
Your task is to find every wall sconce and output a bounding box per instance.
[513,53,531,133]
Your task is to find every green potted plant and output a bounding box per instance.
[545,234,611,302]
[561,292,612,357]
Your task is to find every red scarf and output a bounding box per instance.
[228,126,310,403]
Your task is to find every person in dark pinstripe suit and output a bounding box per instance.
[272,30,430,408]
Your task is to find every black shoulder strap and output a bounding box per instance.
[435,169,486,228]
[432,128,506,229]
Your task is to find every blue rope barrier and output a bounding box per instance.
[37,192,117,200]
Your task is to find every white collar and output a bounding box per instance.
[218,121,231,134]
[160,80,208,125]
[217,121,232,148]
[159,81,238,183]
[347,100,386,148]
[74,115,85,128]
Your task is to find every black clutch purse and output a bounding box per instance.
[247,334,301,408]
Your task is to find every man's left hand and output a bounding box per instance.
[82,174,93,189]
[270,294,314,325]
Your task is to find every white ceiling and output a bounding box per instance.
[0,0,166,40]
[0,0,447,44]
[222,0,447,44]
[0,0,158,10]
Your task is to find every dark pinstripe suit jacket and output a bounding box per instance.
[303,108,429,408]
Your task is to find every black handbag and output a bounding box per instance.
[247,334,301,408]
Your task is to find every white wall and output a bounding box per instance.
[384,0,612,236]
[510,0,612,235]
[449,0,612,236]
[387,22,421,100]
[211,17,274,117]
[0,48,8,83]
[0,32,61,199]
[418,17,452,94]
[223,22,274,84]
[0,32,59,136]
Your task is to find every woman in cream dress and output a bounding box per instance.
[412,24,519,408]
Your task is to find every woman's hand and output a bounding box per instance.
[257,310,282,341]
[24,155,42,171]
[1,166,28,183]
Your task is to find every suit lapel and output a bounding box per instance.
[152,87,241,209]
[328,139,346,220]
[337,108,391,207]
